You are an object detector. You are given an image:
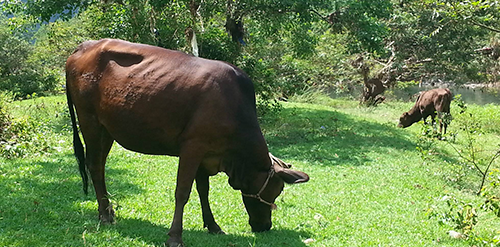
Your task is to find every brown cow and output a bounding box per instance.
[65,39,309,247]
[397,88,452,134]
[362,78,386,105]
[359,61,386,106]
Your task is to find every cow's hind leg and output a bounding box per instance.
[83,124,115,223]
[437,111,449,134]
[195,168,225,234]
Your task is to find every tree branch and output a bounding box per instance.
[449,2,500,33]
[478,149,500,195]
[468,19,500,33]
[310,9,329,23]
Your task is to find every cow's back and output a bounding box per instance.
[416,88,452,116]
[66,39,261,156]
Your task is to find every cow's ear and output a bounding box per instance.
[269,152,292,168]
[275,167,309,184]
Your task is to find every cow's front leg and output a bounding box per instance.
[437,111,446,134]
[196,169,225,234]
[167,148,203,247]
[430,112,437,127]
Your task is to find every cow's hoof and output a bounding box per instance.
[206,224,225,235]
[99,210,115,224]
[99,215,115,224]
[166,239,184,247]
[209,228,226,235]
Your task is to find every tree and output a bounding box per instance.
[4,0,498,103]
[384,0,499,85]
[0,16,59,97]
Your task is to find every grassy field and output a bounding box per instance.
[0,94,499,246]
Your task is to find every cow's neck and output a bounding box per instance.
[407,107,423,121]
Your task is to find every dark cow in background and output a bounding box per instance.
[66,39,309,247]
[362,77,386,105]
[398,88,452,134]
[353,55,387,106]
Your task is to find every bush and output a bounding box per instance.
[0,96,69,158]
[0,92,13,141]
[198,27,240,64]
[0,67,60,98]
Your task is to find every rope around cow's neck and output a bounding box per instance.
[241,168,277,210]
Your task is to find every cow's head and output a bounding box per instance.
[398,112,413,128]
[241,153,309,232]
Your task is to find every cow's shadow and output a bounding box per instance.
[112,217,309,246]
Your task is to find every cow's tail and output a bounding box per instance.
[66,88,88,195]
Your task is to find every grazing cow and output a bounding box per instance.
[397,88,452,134]
[66,39,309,247]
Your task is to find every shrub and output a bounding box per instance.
[0,92,13,142]
[0,96,69,158]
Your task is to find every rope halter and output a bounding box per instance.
[241,167,277,210]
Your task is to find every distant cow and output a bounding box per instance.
[358,61,386,106]
[362,78,386,105]
[66,39,309,247]
[397,88,452,134]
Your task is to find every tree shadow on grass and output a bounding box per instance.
[0,154,143,245]
[1,153,309,246]
[262,105,416,166]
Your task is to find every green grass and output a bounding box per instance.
[1,95,499,246]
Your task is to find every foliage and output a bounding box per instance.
[386,0,499,84]
[1,0,499,111]
[429,188,500,245]
[446,95,500,194]
[481,168,500,217]
[416,95,500,245]
[32,18,92,71]
[320,0,392,53]
[1,0,89,22]
[415,123,441,161]
[79,2,157,45]
[197,26,240,64]
[236,51,283,114]
[0,16,61,98]
[430,195,478,236]
[0,0,393,106]
[0,95,69,158]
[0,91,13,140]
